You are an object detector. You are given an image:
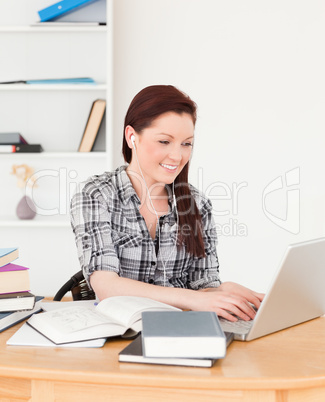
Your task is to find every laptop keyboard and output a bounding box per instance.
[219,317,253,335]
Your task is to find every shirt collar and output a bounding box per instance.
[116,165,140,205]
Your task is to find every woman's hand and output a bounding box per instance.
[197,282,265,322]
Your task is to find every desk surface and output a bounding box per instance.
[1,316,325,401]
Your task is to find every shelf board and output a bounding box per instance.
[0,215,71,228]
[0,152,107,159]
[0,25,107,33]
[0,84,107,91]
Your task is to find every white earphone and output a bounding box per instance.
[130,135,136,148]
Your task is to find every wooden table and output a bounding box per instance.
[0,316,325,401]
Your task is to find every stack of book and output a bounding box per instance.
[0,133,43,153]
[0,247,43,332]
[119,311,232,367]
[24,294,232,364]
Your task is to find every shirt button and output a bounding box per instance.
[151,261,156,266]
[148,279,154,284]
[84,244,89,249]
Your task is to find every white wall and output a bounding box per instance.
[113,0,325,292]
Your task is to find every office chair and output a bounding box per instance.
[53,270,96,301]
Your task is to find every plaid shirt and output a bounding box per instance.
[70,165,221,290]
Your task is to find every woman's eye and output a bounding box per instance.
[159,141,169,145]
[182,142,193,147]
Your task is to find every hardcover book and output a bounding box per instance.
[141,311,227,359]
[119,334,217,367]
[78,99,106,152]
[0,248,18,267]
[0,133,28,145]
[0,292,35,313]
[0,296,43,333]
[0,263,30,294]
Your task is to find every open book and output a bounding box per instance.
[27,296,180,345]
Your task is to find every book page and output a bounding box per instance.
[41,300,96,312]
[96,296,180,328]
[38,306,109,334]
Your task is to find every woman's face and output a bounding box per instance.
[130,111,194,189]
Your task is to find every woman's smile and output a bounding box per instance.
[160,163,179,172]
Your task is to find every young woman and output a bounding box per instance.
[71,85,264,322]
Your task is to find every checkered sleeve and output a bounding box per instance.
[70,182,120,288]
[187,198,222,290]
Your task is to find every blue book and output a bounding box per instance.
[38,0,98,22]
[26,78,96,85]
[0,248,18,268]
[0,78,95,85]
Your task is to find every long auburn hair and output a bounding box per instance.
[122,85,205,258]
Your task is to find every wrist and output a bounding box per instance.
[198,287,219,293]
[170,288,199,311]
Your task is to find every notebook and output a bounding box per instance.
[219,237,325,341]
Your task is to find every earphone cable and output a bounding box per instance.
[131,142,178,286]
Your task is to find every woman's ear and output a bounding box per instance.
[125,125,136,149]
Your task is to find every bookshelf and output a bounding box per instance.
[0,152,107,159]
[0,0,113,296]
[0,215,71,228]
[0,2,112,223]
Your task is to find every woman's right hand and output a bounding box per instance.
[195,283,264,322]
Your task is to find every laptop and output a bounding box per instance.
[219,237,325,341]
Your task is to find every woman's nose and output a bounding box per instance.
[168,146,182,162]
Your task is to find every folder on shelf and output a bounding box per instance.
[48,0,106,23]
[38,0,99,23]
[27,77,96,85]
[0,144,43,153]
[78,99,106,152]
[0,78,95,85]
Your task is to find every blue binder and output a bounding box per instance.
[38,0,98,22]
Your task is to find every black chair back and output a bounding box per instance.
[53,270,96,301]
